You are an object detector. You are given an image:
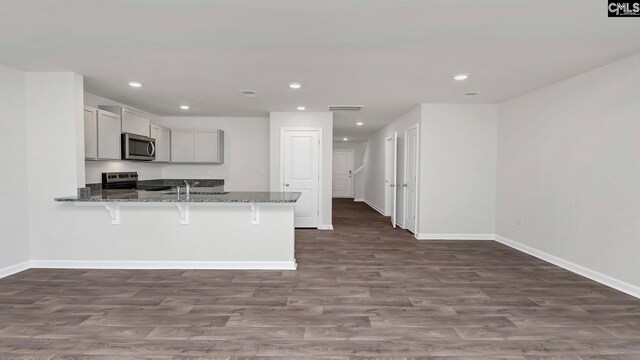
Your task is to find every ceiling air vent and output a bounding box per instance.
[328,105,364,112]
[239,90,257,97]
[465,92,479,96]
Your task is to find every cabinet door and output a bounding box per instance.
[97,110,121,160]
[121,108,137,134]
[150,125,171,162]
[136,113,150,136]
[171,130,194,162]
[159,128,171,162]
[83,107,98,159]
[194,130,219,163]
[150,125,161,160]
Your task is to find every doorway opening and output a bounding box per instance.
[332,149,354,198]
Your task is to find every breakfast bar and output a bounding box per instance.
[53,188,300,270]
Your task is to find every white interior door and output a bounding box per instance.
[282,130,320,228]
[404,125,419,234]
[332,150,353,198]
[392,132,398,228]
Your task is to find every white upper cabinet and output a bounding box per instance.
[170,129,224,164]
[170,130,195,162]
[99,105,150,137]
[120,108,136,134]
[84,106,98,160]
[96,109,121,160]
[150,124,171,162]
[84,106,121,160]
[194,130,219,163]
[136,113,150,136]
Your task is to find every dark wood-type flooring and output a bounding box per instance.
[1,198,639,359]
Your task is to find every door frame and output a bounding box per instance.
[332,149,354,198]
[403,123,420,235]
[384,136,395,217]
[279,127,323,228]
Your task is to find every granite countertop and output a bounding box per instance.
[55,188,301,204]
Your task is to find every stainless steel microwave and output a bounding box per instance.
[121,133,156,161]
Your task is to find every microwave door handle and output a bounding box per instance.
[147,142,155,156]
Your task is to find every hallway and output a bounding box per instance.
[0,199,638,358]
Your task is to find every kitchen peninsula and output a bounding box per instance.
[53,174,300,270]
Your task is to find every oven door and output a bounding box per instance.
[122,133,156,161]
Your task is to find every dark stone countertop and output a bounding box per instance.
[55,188,301,204]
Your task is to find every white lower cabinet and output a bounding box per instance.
[150,124,171,162]
[171,129,224,164]
[84,106,121,160]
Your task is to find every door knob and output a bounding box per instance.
[285,184,290,187]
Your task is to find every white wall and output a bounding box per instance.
[156,117,269,191]
[497,53,640,289]
[269,112,333,228]
[0,63,30,273]
[420,104,497,238]
[362,104,497,237]
[26,73,85,262]
[364,105,421,223]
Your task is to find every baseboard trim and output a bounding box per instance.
[416,233,495,240]
[353,198,364,202]
[494,234,640,299]
[0,261,31,279]
[317,225,334,230]
[30,260,297,270]
[364,199,386,216]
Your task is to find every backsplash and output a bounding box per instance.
[85,160,162,184]
[85,160,228,186]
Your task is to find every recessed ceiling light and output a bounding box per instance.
[128,81,142,88]
[356,122,364,126]
[239,90,257,97]
[453,74,469,81]
[297,106,306,111]
[289,83,302,89]
[343,137,348,141]
[180,105,190,110]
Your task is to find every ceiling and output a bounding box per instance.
[1,0,640,142]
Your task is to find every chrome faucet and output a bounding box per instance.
[183,180,190,196]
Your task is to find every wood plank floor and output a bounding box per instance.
[0,198,639,359]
